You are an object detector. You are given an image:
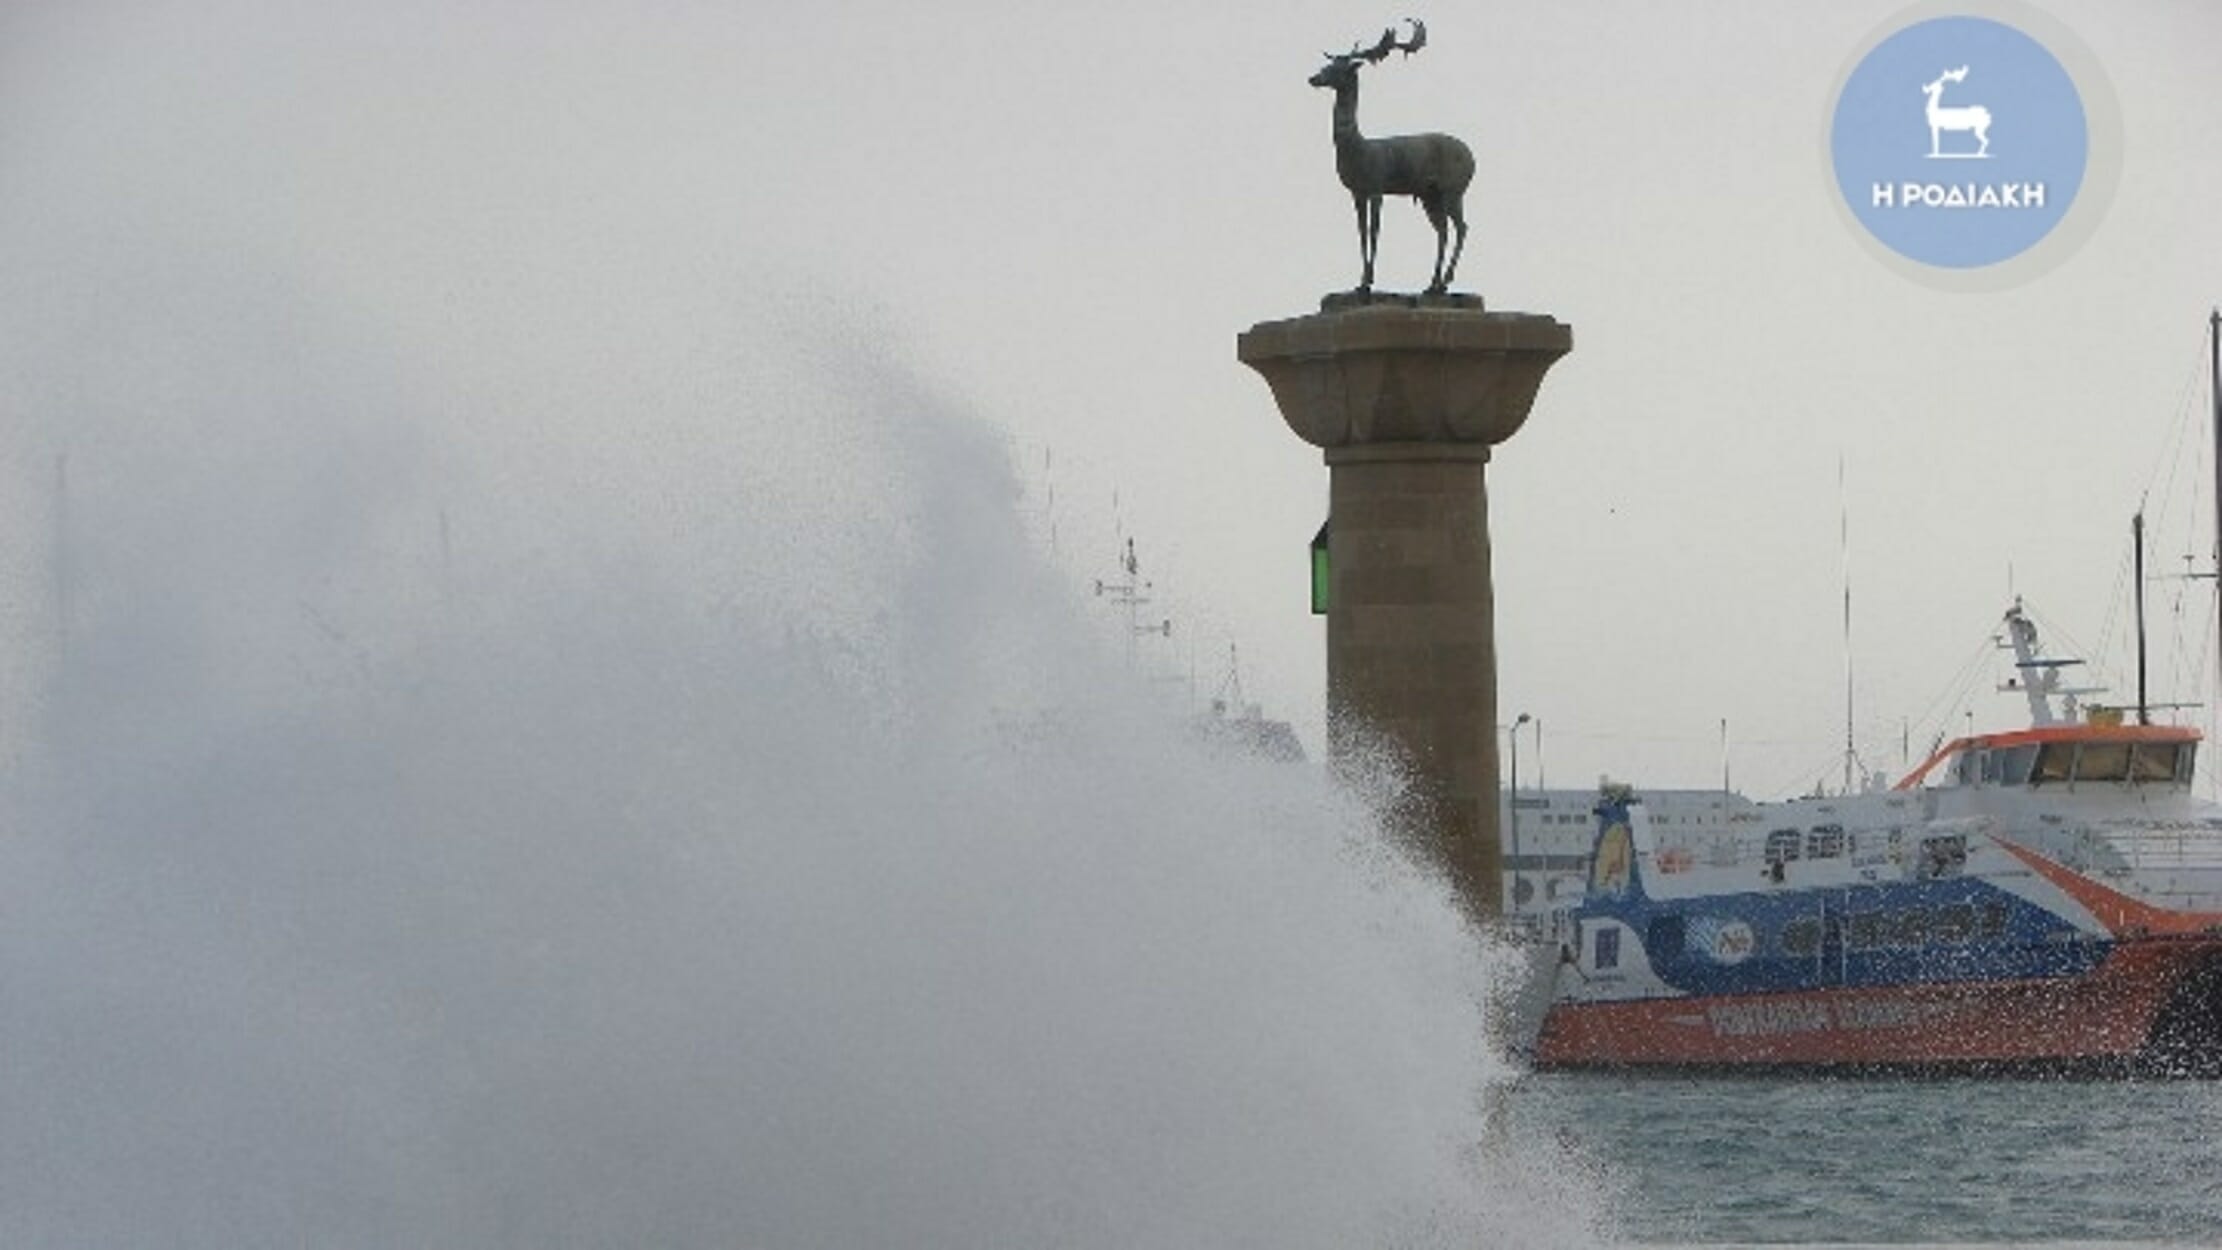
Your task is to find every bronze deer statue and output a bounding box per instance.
[1309,20,1474,294]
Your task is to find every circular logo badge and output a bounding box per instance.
[1826,5,2115,287]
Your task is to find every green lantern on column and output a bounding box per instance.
[1310,520,1330,616]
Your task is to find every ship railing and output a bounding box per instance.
[1645,822,2222,911]
[2077,825,2222,873]
[1656,821,1979,878]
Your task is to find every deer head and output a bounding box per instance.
[1308,18,1427,90]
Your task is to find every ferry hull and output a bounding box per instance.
[1535,937,2222,1073]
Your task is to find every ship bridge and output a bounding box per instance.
[1897,722,2200,791]
[1897,600,2206,792]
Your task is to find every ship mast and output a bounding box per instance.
[2134,510,2149,725]
[2000,600,2096,726]
[1839,455,1855,793]
[2211,308,2221,734]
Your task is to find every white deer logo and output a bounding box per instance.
[1922,66,1992,158]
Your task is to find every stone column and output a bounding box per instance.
[1238,299,1571,926]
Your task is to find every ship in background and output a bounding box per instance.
[1527,600,2222,1074]
[1516,310,2222,1073]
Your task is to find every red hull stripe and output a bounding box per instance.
[1535,941,2219,1068]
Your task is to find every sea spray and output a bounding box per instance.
[0,290,1606,1247]
[0,10,1610,1247]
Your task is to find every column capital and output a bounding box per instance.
[1237,305,1572,451]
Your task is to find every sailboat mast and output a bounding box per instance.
[1840,456,1855,794]
[2134,510,2149,725]
[2211,308,2221,720]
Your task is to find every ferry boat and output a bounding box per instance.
[1532,601,2222,1075]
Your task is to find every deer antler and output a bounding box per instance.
[1922,65,1970,92]
[1356,18,1427,64]
[1322,18,1426,66]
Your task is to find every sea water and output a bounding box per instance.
[1507,1073,2222,1245]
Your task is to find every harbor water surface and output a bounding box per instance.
[1514,1072,2222,1244]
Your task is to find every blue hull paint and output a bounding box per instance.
[1570,794,2111,999]
[1597,883,2109,997]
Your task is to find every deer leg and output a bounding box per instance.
[1441,199,1468,291]
[1351,196,1371,291]
[1424,199,1450,294]
[1352,197,1367,290]
[1358,196,1384,291]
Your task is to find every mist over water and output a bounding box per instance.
[2,292,1596,1249]
[0,19,1603,1243]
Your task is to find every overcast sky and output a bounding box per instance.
[6,0,2222,798]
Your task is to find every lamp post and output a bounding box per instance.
[1508,712,1531,915]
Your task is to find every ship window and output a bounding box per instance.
[1647,915,1685,962]
[1888,909,1929,947]
[2181,744,2200,784]
[1952,751,1976,785]
[1805,824,1846,858]
[1997,744,2038,786]
[1781,916,1821,956]
[1593,926,1620,970]
[1978,751,1999,785]
[1764,829,1802,865]
[2076,741,2131,783]
[1847,911,1884,950]
[1917,834,1967,879]
[1932,903,1976,943]
[2130,743,2180,783]
[1977,901,2010,939]
[2033,743,2075,785]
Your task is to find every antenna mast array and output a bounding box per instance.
[1094,538,1171,667]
